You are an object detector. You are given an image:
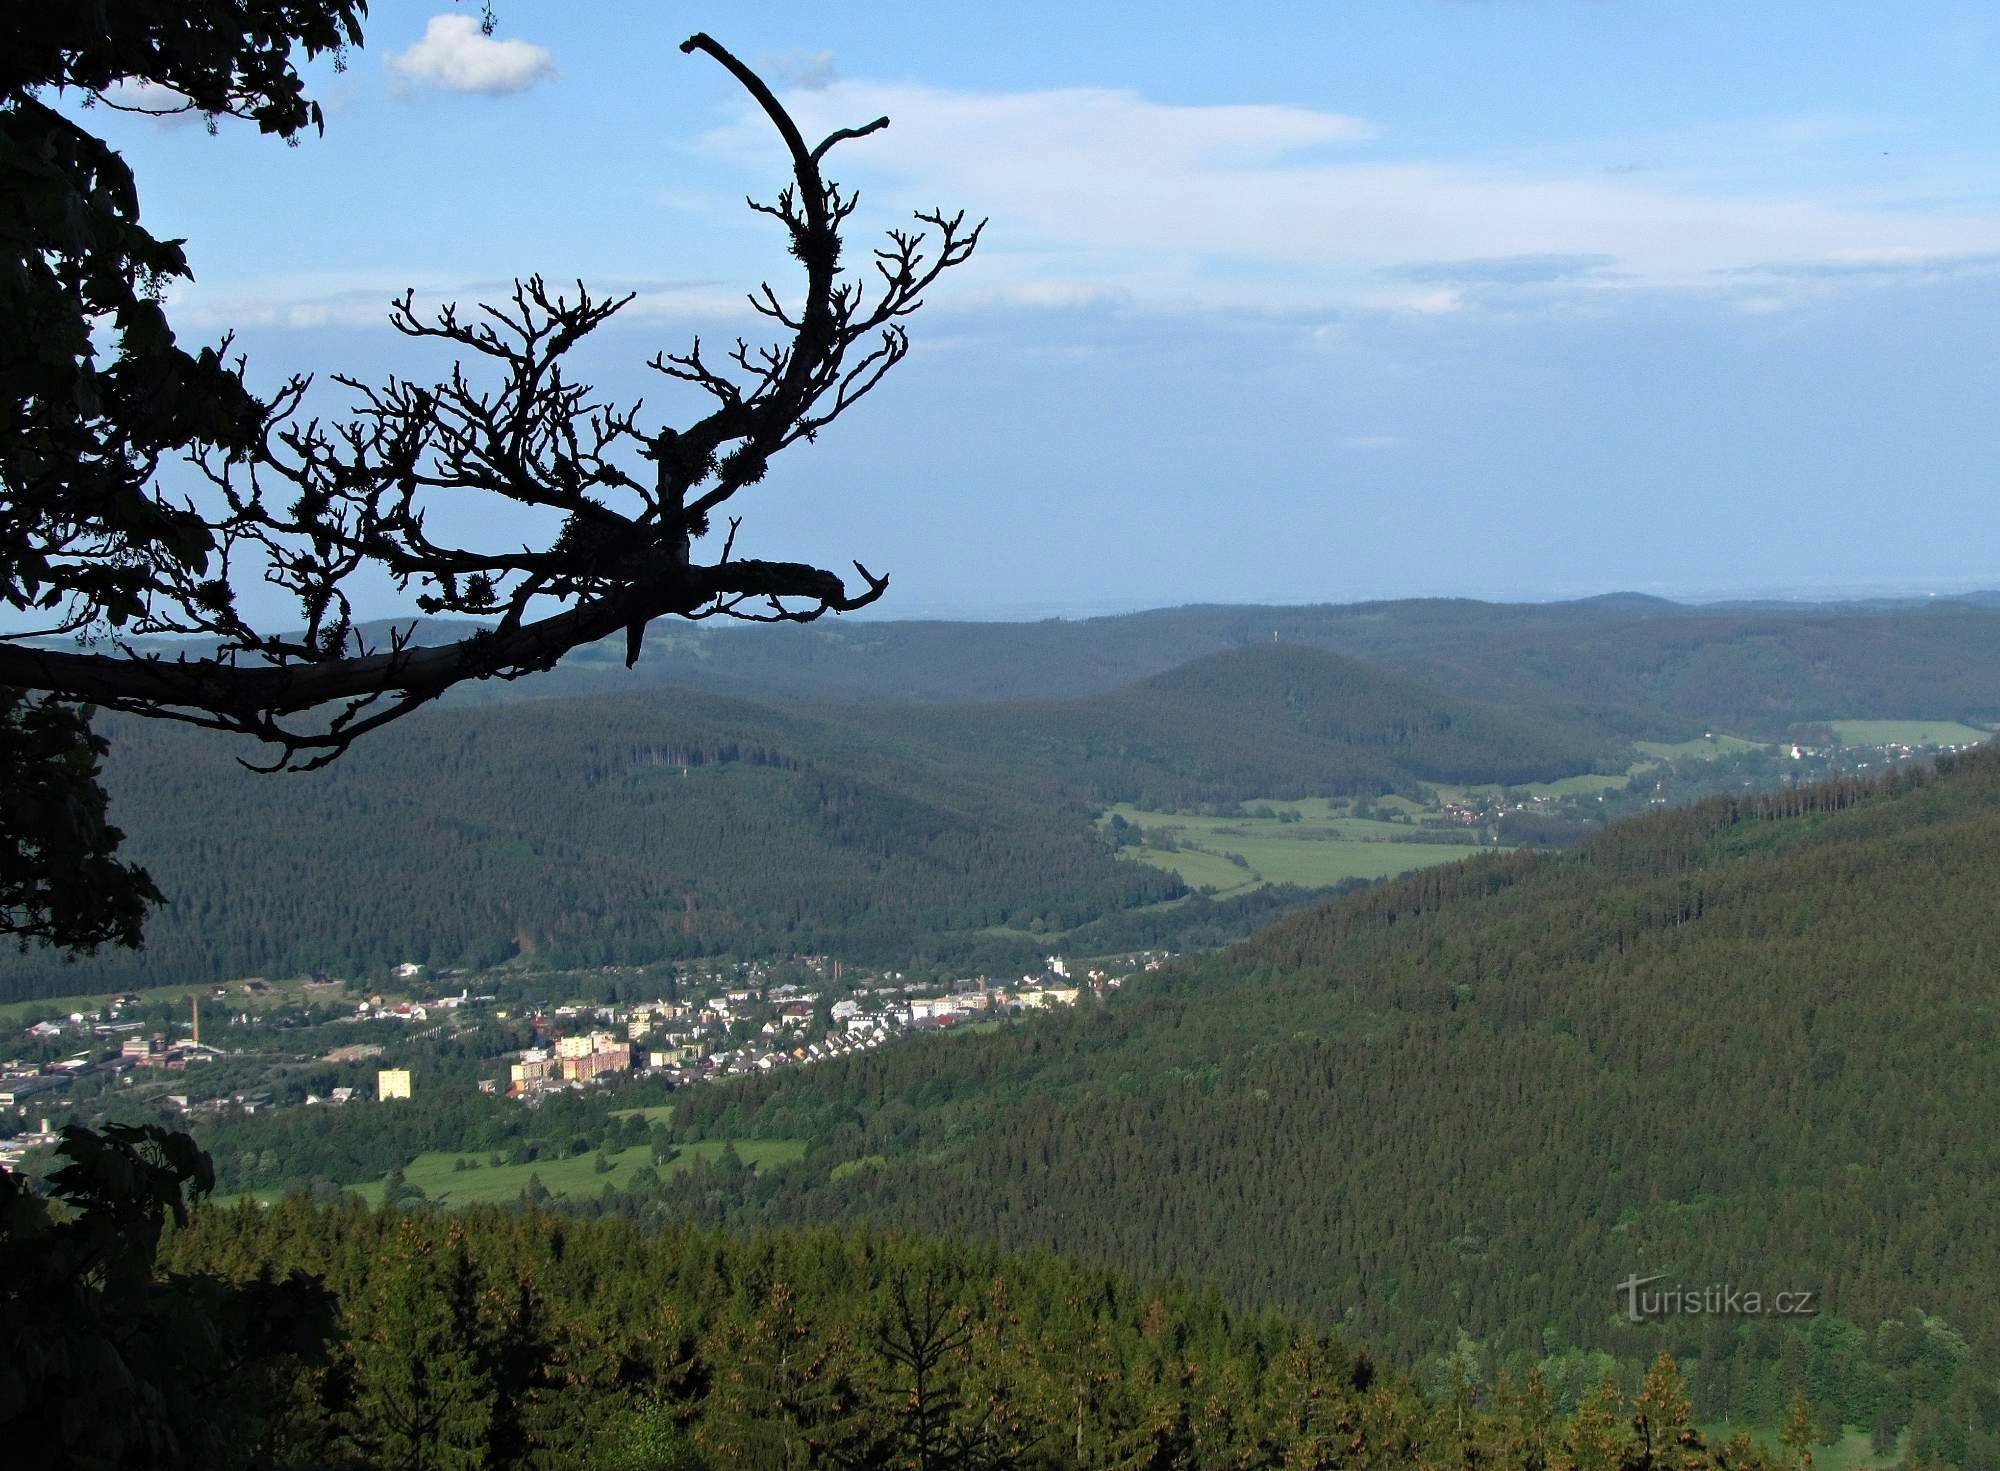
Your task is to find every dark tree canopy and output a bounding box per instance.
[0,1122,336,1470]
[1,2,370,655]
[1,3,978,948]
[0,688,160,951]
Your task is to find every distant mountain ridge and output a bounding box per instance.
[881,642,1616,809]
[80,594,2000,741]
[543,594,2000,741]
[20,591,2000,996]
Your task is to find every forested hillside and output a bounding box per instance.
[0,644,1616,1000]
[884,643,1615,808]
[0,688,1182,998]
[584,596,2000,741]
[154,1199,1791,1471]
[22,593,2000,1000]
[643,750,2000,1460]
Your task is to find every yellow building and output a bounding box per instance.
[377,1068,412,1101]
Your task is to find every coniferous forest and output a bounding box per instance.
[16,604,2000,1000]
[611,750,2000,1467]
[122,744,2000,1469]
[145,1196,1805,1471]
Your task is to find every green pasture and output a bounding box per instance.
[609,1104,678,1124]
[1830,719,1989,748]
[1633,733,1763,761]
[343,1136,806,1207]
[1106,804,1493,894]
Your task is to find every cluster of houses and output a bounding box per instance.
[497,954,1161,1102]
[1,995,228,1120]
[1,952,1176,1126]
[507,1031,633,1094]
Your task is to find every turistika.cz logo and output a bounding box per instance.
[1616,1274,1819,1323]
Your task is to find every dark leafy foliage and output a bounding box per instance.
[0,690,160,951]
[1,2,367,955]
[0,1122,335,1470]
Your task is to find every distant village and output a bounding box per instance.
[493,952,1140,1102]
[0,951,1172,1167]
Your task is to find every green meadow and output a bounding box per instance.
[341,1137,806,1207]
[1105,803,1493,896]
[1632,733,1763,761]
[0,973,337,1028]
[1702,1424,1896,1471]
[1830,719,1989,747]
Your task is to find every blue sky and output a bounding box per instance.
[71,2,2000,619]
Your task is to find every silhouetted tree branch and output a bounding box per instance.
[3,21,981,772]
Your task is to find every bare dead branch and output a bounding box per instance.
[5,35,973,768]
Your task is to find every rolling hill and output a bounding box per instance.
[570,595,2000,745]
[885,641,1618,808]
[4,642,1613,1000]
[653,748,2000,1447]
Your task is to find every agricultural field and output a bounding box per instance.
[1104,802,1492,896]
[1829,719,1989,748]
[341,1137,806,1207]
[1633,733,1764,762]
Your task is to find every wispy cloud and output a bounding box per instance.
[1729,248,2000,280]
[97,78,202,120]
[1392,254,1619,286]
[694,79,2000,317]
[767,50,839,92]
[390,15,555,96]
[167,271,741,332]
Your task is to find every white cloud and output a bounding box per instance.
[769,50,838,92]
[390,15,555,96]
[166,270,751,333]
[695,79,2000,317]
[100,78,197,115]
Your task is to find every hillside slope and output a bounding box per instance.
[886,642,1618,807]
[0,644,1617,1000]
[664,750,2000,1439]
[576,596,2000,742]
[0,687,1184,999]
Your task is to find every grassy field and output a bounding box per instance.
[1633,733,1764,761]
[609,1104,678,1124]
[1106,805,1494,895]
[339,1137,806,1207]
[1830,719,1989,747]
[1703,1424,1894,1471]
